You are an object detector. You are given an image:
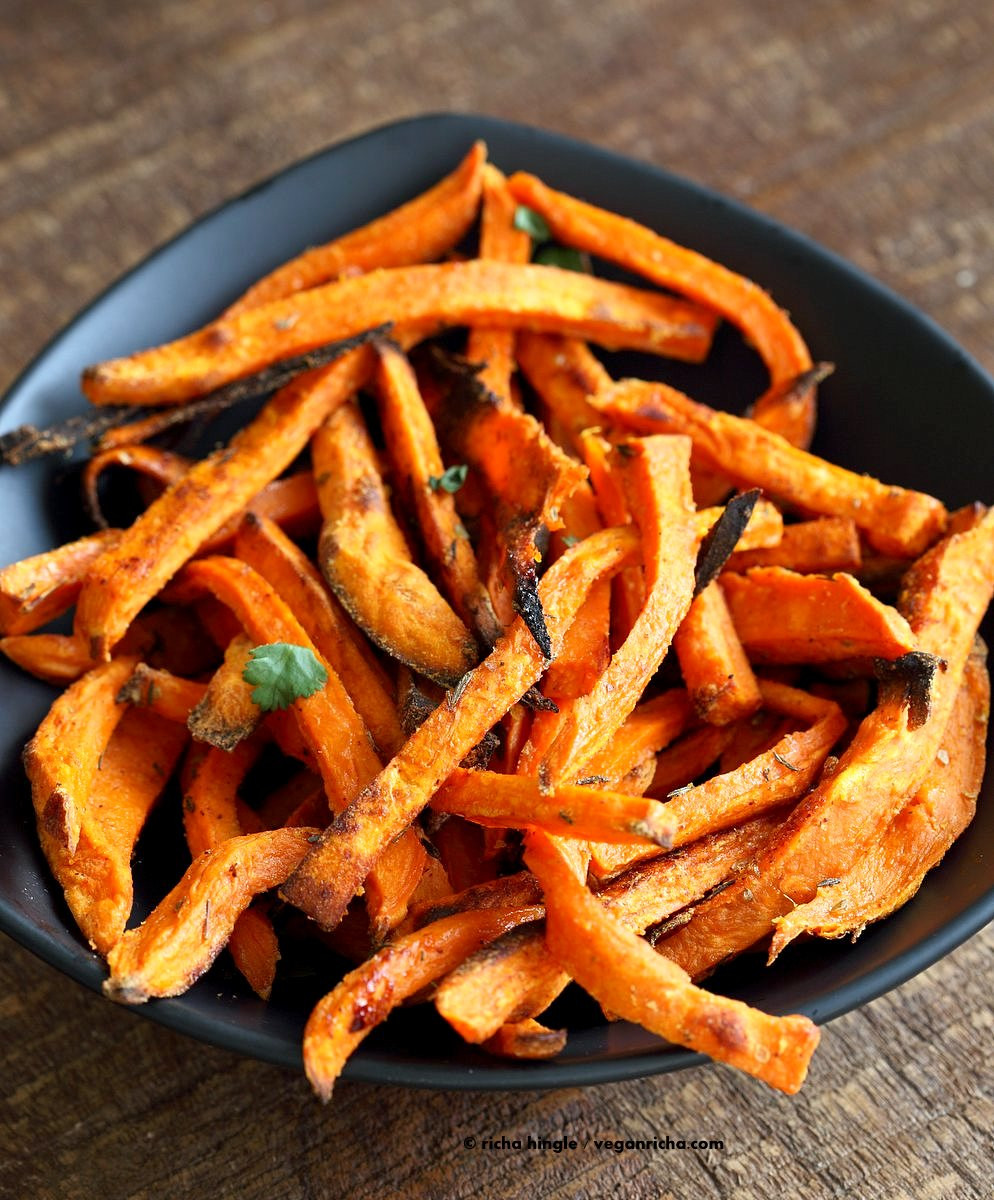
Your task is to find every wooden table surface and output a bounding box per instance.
[2,2,993,1197]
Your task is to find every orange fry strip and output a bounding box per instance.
[674,581,763,726]
[524,830,820,1095]
[82,261,719,408]
[0,530,121,635]
[117,663,208,724]
[647,724,735,799]
[659,508,994,980]
[36,708,187,956]
[516,333,612,456]
[23,656,138,855]
[1,632,102,685]
[234,511,404,756]
[725,517,861,574]
[187,634,262,751]
[303,905,544,1100]
[538,435,697,785]
[227,904,281,1002]
[434,811,782,1042]
[225,142,488,317]
[465,166,533,403]
[595,379,947,558]
[769,644,989,960]
[74,347,374,661]
[171,555,426,937]
[314,398,479,686]
[281,525,641,930]
[431,768,678,846]
[374,340,502,648]
[580,689,694,783]
[104,828,317,1003]
[507,171,817,445]
[720,567,916,663]
[694,498,784,553]
[482,1018,567,1060]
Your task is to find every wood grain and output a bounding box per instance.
[1,1,993,1197]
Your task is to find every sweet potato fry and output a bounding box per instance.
[75,347,375,661]
[303,905,544,1100]
[434,811,783,1042]
[104,828,317,1003]
[506,171,817,446]
[373,340,501,648]
[482,1018,567,1060]
[580,690,694,783]
[314,398,479,686]
[647,724,735,799]
[659,508,994,980]
[537,436,697,785]
[516,333,612,455]
[465,166,533,404]
[82,261,719,408]
[769,642,989,960]
[234,511,404,755]
[1,633,99,684]
[694,497,784,553]
[721,567,916,663]
[524,829,819,1094]
[725,517,861,574]
[226,903,281,1002]
[82,445,190,526]
[24,656,138,855]
[595,378,947,558]
[281,525,641,930]
[225,142,488,317]
[36,708,187,956]
[172,554,427,937]
[0,530,121,635]
[674,581,763,725]
[187,634,262,751]
[117,663,207,724]
[431,768,678,846]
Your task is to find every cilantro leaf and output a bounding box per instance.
[428,464,469,493]
[512,205,551,242]
[242,642,328,711]
[534,244,593,273]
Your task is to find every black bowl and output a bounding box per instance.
[1,113,992,1090]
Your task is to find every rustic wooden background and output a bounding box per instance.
[2,1,993,1197]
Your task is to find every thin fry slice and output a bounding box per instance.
[187,634,262,751]
[303,905,544,1100]
[673,581,763,726]
[725,517,861,574]
[516,333,612,455]
[104,828,317,1003]
[595,378,947,558]
[82,261,719,408]
[225,142,488,316]
[524,830,819,1094]
[482,1018,567,1060]
[0,530,121,635]
[118,664,208,724]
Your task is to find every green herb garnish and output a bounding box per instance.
[534,245,592,273]
[242,642,328,711]
[428,464,469,494]
[512,205,551,242]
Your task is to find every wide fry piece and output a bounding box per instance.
[769,643,989,959]
[524,829,819,1095]
[659,508,994,980]
[82,261,719,408]
[24,656,138,855]
[234,512,404,756]
[595,378,947,558]
[37,708,187,956]
[374,340,501,648]
[225,141,488,317]
[75,347,374,661]
[720,567,915,663]
[104,828,317,1003]
[303,905,544,1100]
[538,435,697,784]
[0,530,121,635]
[314,398,478,685]
[281,525,641,930]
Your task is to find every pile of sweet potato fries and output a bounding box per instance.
[2,141,991,1099]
